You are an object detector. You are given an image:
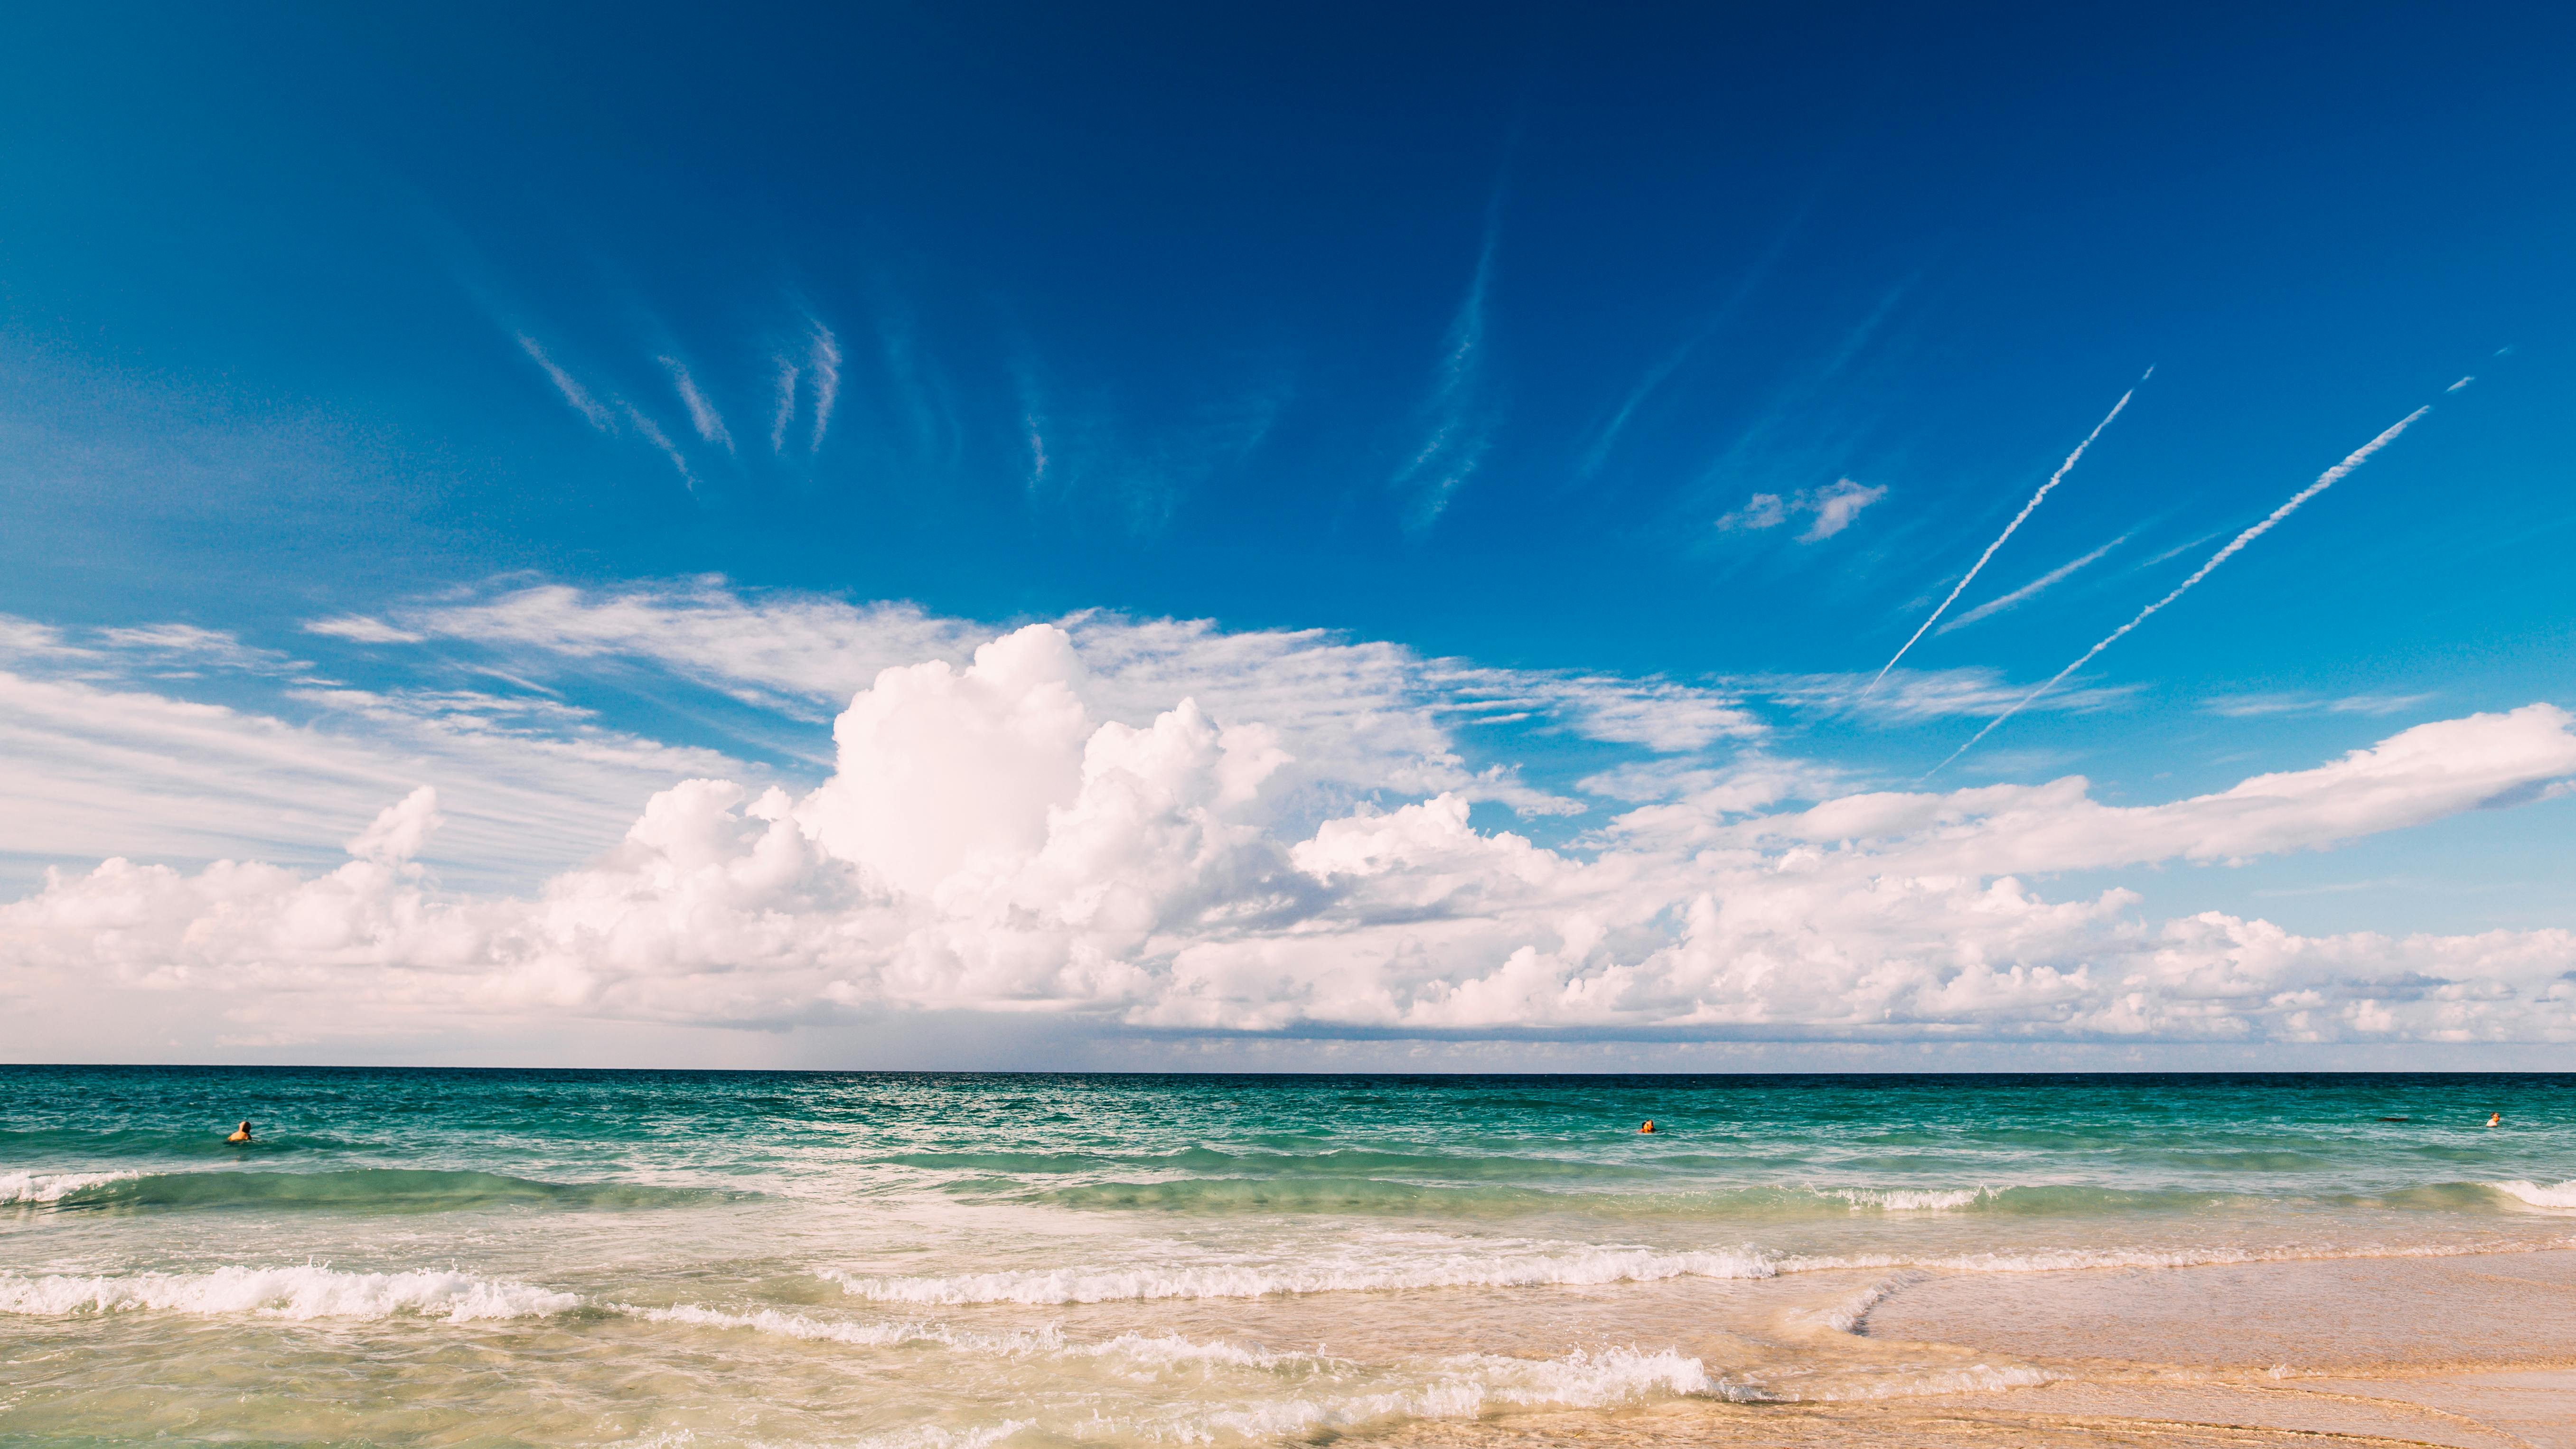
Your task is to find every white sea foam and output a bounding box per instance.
[621,1302,1062,1356]
[1781,1235,2567,1277]
[0,1264,578,1321]
[847,1421,1033,1449]
[2487,1179,2576,1211]
[0,1169,140,1205]
[1178,1347,1715,1440]
[620,1302,1308,1372]
[1816,1273,1919,1334]
[1825,1187,1986,1213]
[824,1231,2566,1310]
[824,1245,1777,1306]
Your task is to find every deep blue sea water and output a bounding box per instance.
[5,1069,2572,1446]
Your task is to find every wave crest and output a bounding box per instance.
[2487,1178,2576,1210]
[0,1264,578,1321]
[0,1170,141,1206]
[824,1244,1777,1306]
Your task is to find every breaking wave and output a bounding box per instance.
[0,1170,141,1206]
[827,1229,2576,1309]
[0,1264,579,1321]
[823,1243,1778,1306]
[2486,1178,2576,1211]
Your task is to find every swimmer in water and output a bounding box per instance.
[226,1120,253,1143]
[2488,1112,2501,1128]
[1639,1120,1657,1134]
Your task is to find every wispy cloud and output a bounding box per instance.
[1391,210,1502,530]
[762,313,841,457]
[805,318,841,454]
[658,356,733,451]
[1735,666,2136,723]
[515,335,612,431]
[1930,403,2435,776]
[95,623,307,675]
[1715,478,1886,541]
[615,401,694,490]
[1683,279,1915,524]
[1012,347,1292,533]
[1867,379,2143,691]
[768,355,800,454]
[1937,533,2128,635]
[1024,411,1050,488]
[304,616,426,645]
[2203,691,2435,719]
[872,299,960,470]
[512,331,695,487]
[1572,204,1808,485]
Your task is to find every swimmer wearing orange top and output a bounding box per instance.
[1639,1120,1657,1134]
[226,1120,253,1143]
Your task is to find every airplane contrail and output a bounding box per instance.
[1864,371,2149,695]
[1923,402,2435,779]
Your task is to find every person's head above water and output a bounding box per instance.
[226,1120,253,1142]
[1639,1120,1656,1133]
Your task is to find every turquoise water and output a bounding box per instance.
[5,1069,2574,1445]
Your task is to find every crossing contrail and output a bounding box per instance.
[1864,372,2149,695]
[1924,402,2435,779]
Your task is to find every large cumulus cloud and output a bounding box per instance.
[6,624,2575,1046]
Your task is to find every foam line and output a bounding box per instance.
[0,1263,578,1321]
[824,1244,1779,1306]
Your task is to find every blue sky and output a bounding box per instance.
[1,4,2571,1066]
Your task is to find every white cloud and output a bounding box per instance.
[94,623,304,674]
[2203,692,2436,719]
[768,355,800,453]
[7,612,2570,1049]
[342,582,1753,810]
[0,658,750,895]
[1735,667,2134,723]
[658,356,733,451]
[806,318,841,453]
[0,619,94,660]
[1713,493,1787,532]
[1797,478,1887,541]
[1714,479,1886,541]
[1390,215,1501,530]
[515,335,612,431]
[614,401,694,487]
[303,615,426,645]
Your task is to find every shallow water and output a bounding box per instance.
[3,1068,2571,1447]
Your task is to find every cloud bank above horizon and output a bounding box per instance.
[6,587,2572,1060]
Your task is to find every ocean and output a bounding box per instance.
[4,1068,2572,1447]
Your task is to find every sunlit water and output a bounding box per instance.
[4,1068,2572,1447]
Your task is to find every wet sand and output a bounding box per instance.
[1354,1249,2576,1449]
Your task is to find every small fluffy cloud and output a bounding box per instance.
[1715,479,1887,541]
[7,616,2571,1047]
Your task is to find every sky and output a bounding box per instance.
[1,2,2571,1069]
